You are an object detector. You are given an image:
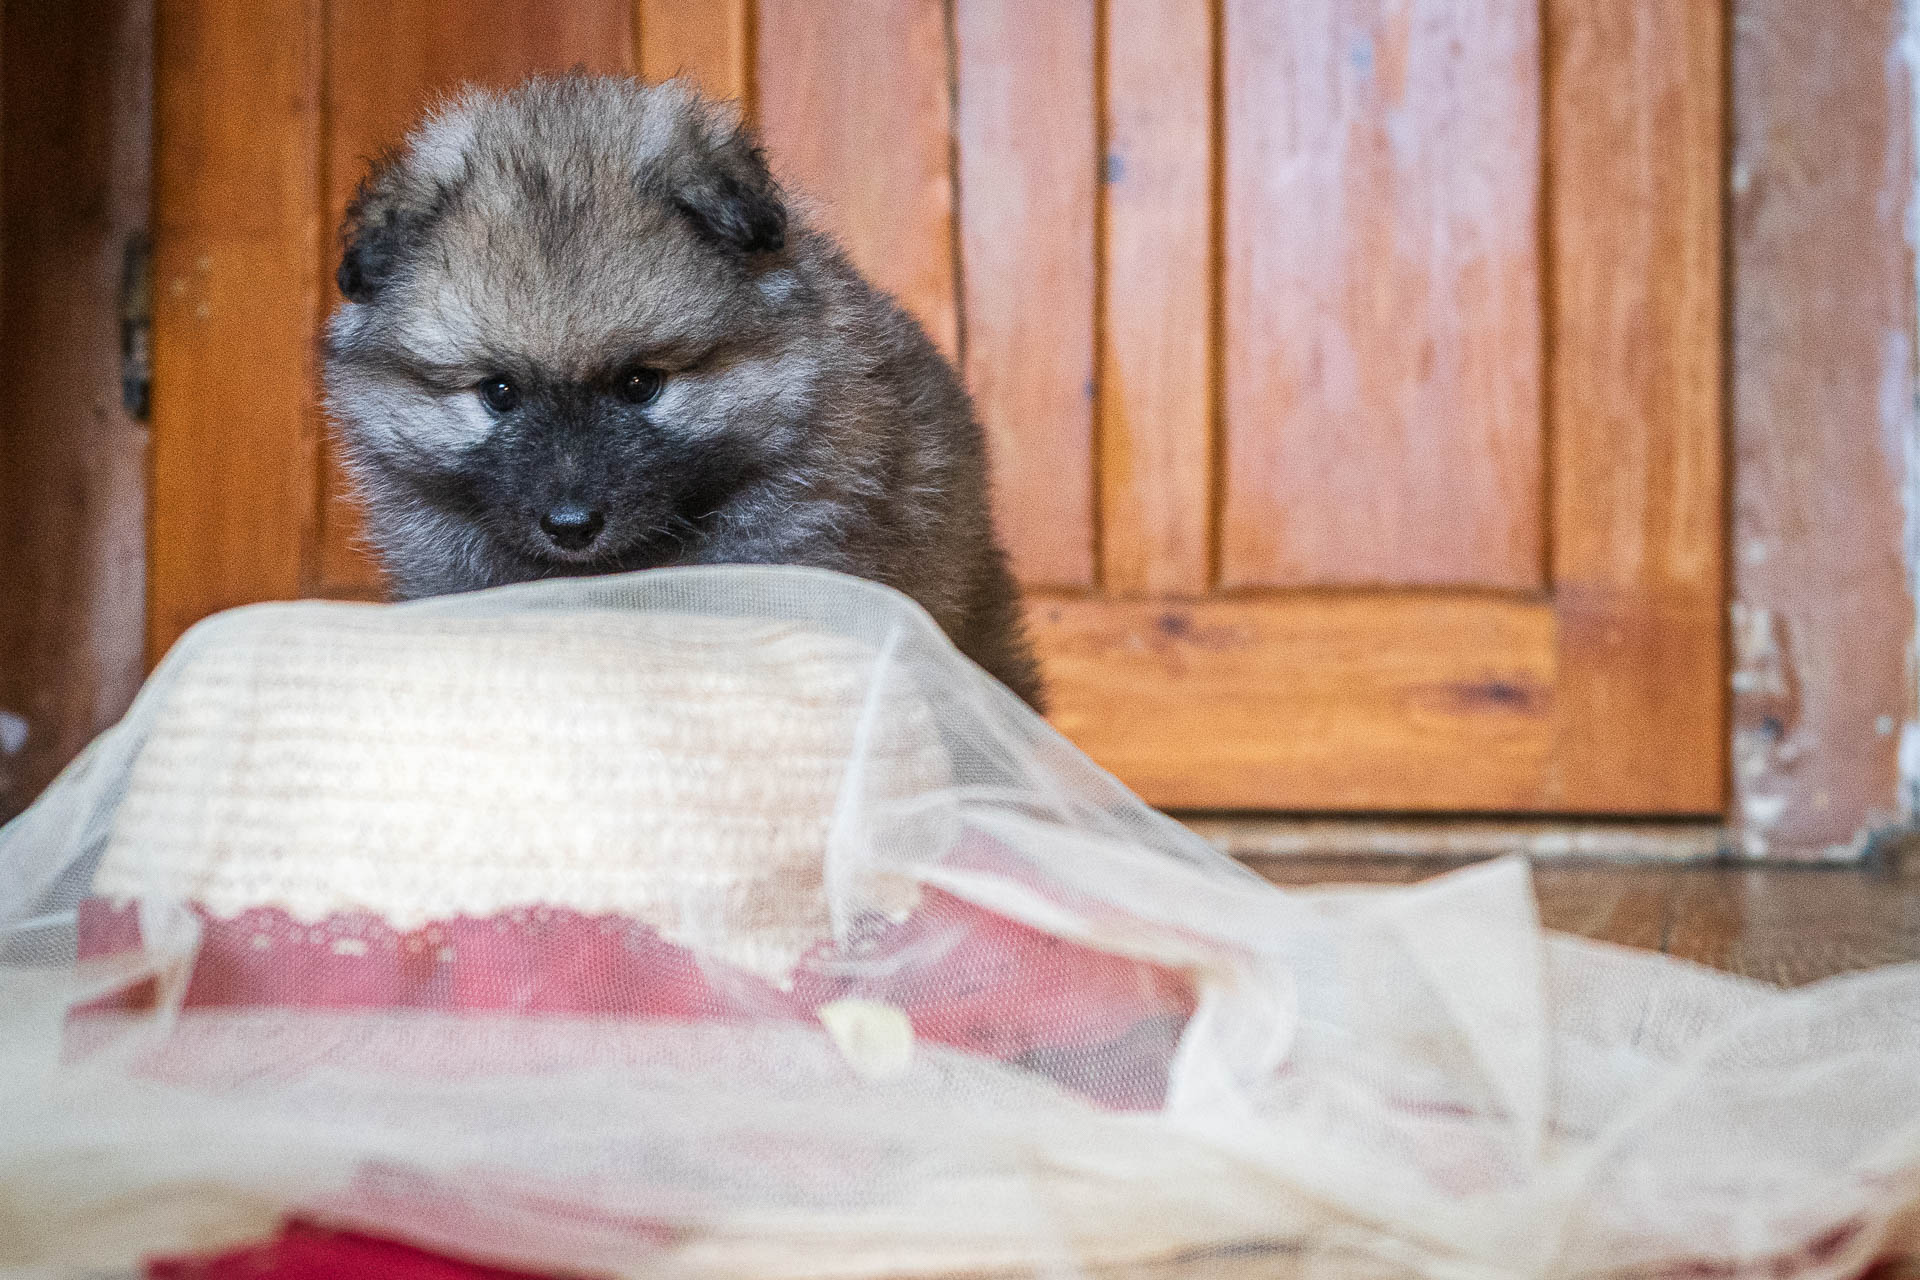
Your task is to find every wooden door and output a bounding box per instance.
[150,0,1725,815]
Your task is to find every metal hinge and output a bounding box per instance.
[120,233,150,420]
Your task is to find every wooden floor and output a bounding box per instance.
[1246,838,1920,986]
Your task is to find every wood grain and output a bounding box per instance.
[954,0,1096,588]
[1728,0,1916,858]
[638,0,749,106]
[1030,593,1559,811]
[1039,2,1724,815]
[1099,0,1214,598]
[0,0,152,818]
[1661,854,1920,986]
[136,0,1739,826]
[149,0,321,660]
[1218,0,1544,590]
[1544,0,1725,813]
[314,0,635,596]
[1248,847,1920,986]
[755,0,959,360]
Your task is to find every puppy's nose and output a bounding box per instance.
[539,504,605,552]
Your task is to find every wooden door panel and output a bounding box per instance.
[1036,0,1723,814]
[1036,595,1559,810]
[149,0,321,660]
[638,0,748,100]
[1035,589,1724,814]
[954,0,1097,589]
[1221,0,1545,592]
[1100,0,1214,598]
[150,0,1726,815]
[1544,0,1725,812]
[755,0,959,360]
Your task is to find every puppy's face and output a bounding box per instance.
[324,77,814,591]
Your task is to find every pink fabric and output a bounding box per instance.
[77,888,1191,1096]
[76,869,1196,1277]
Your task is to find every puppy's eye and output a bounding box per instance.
[478,377,520,414]
[619,368,665,406]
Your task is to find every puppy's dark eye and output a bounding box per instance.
[478,377,520,414]
[619,368,665,406]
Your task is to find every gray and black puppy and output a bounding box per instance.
[324,74,1044,707]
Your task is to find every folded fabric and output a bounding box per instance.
[1,566,1915,1280]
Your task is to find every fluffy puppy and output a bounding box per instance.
[324,75,1044,707]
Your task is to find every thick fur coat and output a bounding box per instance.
[324,75,1044,706]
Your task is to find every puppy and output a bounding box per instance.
[323,75,1044,707]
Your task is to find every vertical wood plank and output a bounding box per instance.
[1099,0,1213,597]
[1545,0,1725,812]
[756,0,959,360]
[639,0,749,106]
[315,0,635,595]
[149,0,321,658]
[954,0,1096,589]
[1727,0,1915,857]
[0,0,152,818]
[1219,0,1544,591]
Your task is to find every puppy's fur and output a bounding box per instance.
[324,75,1044,707]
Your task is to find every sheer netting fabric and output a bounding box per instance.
[1,566,1916,1279]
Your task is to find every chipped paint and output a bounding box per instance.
[1741,791,1789,835]
[1902,721,1920,818]
[1728,4,1920,859]
[1729,602,1800,847]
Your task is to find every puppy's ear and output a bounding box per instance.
[338,152,430,303]
[670,104,788,257]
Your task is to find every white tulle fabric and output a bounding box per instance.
[1,566,1916,1279]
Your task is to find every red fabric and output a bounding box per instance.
[148,1219,550,1279]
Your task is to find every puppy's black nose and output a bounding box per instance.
[540,504,605,552]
